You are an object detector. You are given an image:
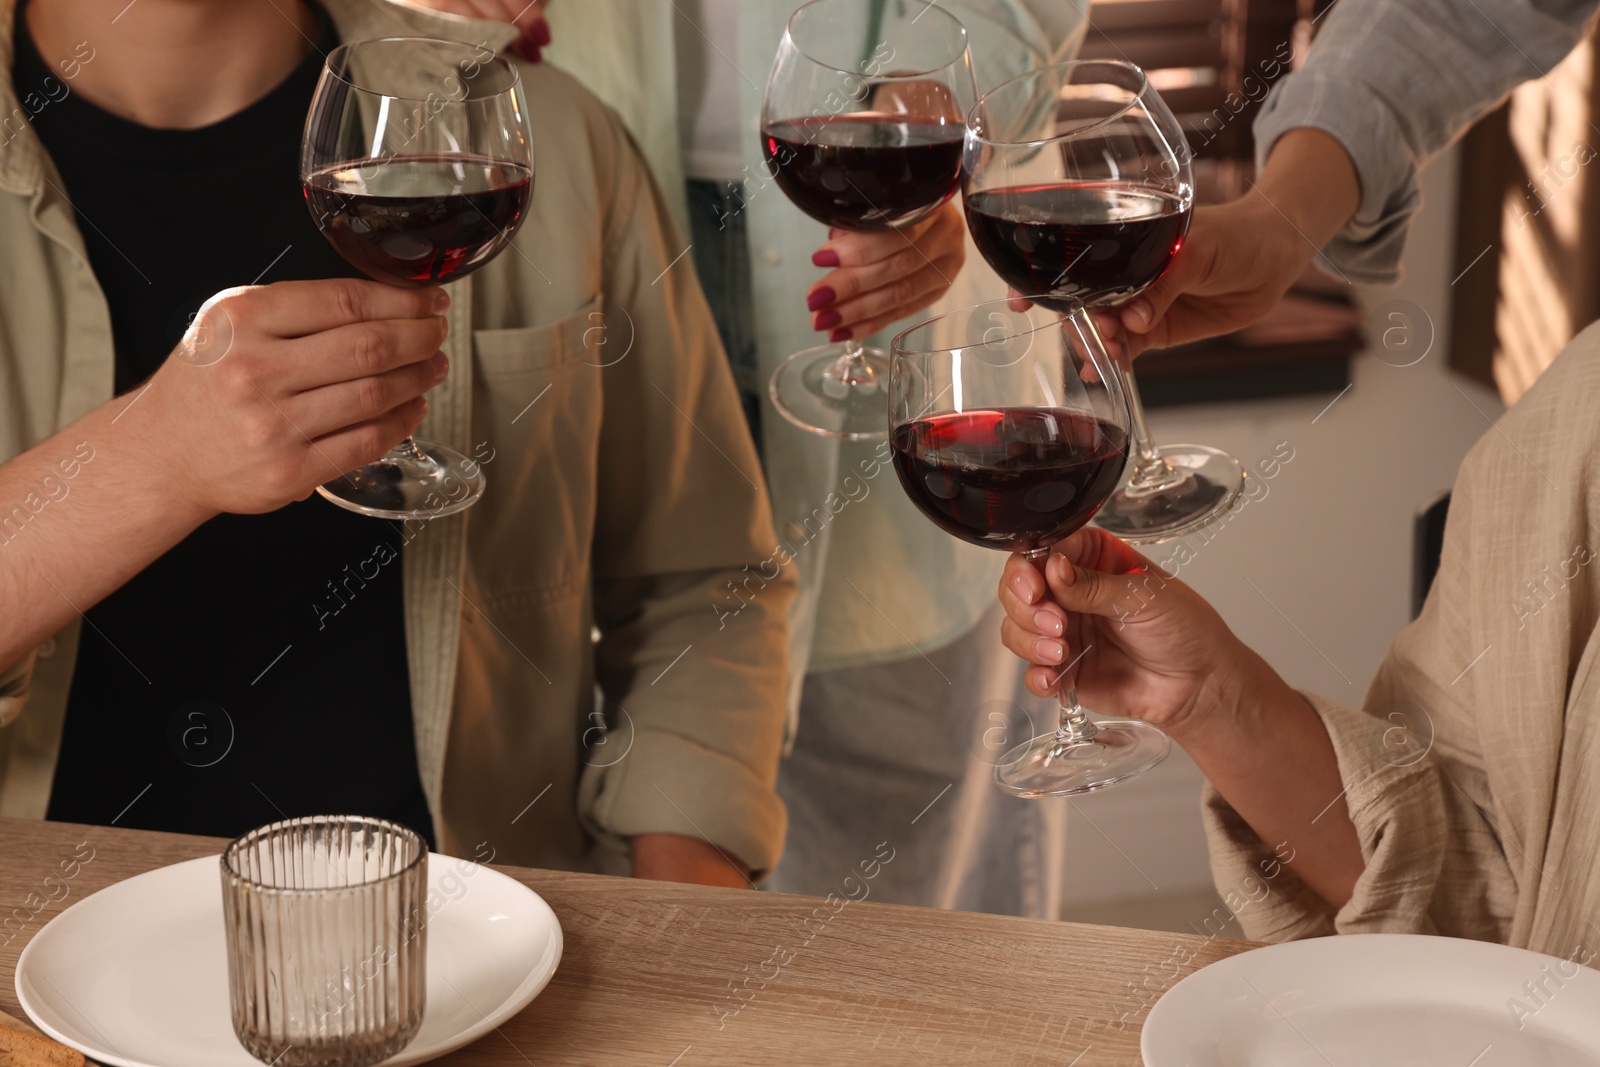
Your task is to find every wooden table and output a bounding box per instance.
[0,818,1257,1065]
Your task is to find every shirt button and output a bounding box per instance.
[763,248,782,266]
[37,638,56,659]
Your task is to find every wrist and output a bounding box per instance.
[1249,127,1361,252]
[1166,636,1297,751]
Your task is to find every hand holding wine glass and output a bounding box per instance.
[962,60,1246,544]
[144,279,445,516]
[760,0,977,440]
[890,298,1170,796]
[302,36,534,519]
[996,527,1248,734]
[803,200,967,349]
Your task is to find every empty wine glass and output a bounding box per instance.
[890,298,1171,795]
[302,38,534,519]
[962,59,1245,544]
[760,0,978,440]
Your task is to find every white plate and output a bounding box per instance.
[1142,933,1600,1066]
[15,854,562,1067]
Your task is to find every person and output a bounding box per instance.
[409,0,1091,916]
[0,0,793,888]
[999,0,1600,951]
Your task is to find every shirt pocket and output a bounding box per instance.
[468,297,606,596]
[471,293,605,379]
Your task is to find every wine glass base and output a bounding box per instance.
[1093,444,1246,545]
[993,718,1171,797]
[770,343,891,440]
[316,438,485,520]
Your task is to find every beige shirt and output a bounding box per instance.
[1205,322,1600,956]
[0,0,795,877]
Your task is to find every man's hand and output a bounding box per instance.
[135,278,447,516]
[1112,127,1362,360]
[630,833,751,889]
[401,0,552,62]
[805,200,966,344]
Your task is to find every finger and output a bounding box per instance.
[1116,218,1215,345]
[1002,616,1066,669]
[288,351,449,439]
[1024,665,1061,699]
[816,258,958,340]
[242,279,448,337]
[285,316,449,391]
[814,208,944,270]
[1000,575,1065,638]
[1042,529,1164,620]
[806,240,932,313]
[307,396,430,482]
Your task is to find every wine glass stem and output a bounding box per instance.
[827,339,873,384]
[1110,324,1187,496]
[394,435,430,464]
[1025,547,1097,746]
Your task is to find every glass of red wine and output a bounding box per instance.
[301,38,534,519]
[760,0,977,440]
[890,298,1171,795]
[962,60,1245,543]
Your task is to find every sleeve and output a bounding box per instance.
[575,106,794,880]
[1202,460,1517,943]
[1253,0,1598,283]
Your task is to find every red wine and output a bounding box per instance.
[303,155,533,287]
[963,183,1190,309]
[893,409,1128,552]
[762,115,963,231]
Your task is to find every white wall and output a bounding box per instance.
[1060,144,1508,907]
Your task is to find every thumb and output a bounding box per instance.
[1116,240,1205,352]
[1042,529,1166,621]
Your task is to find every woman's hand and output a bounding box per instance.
[997,527,1254,736]
[805,200,966,343]
[401,0,552,62]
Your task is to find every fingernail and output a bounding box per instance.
[1051,554,1070,583]
[433,291,450,313]
[532,18,552,46]
[814,309,842,331]
[1123,299,1151,330]
[1012,573,1035,603]
[812,248,841,268]
[1035,638,1065,664]
[806,286,836,312]
[430,352,449,380]
[829,327,853,343]
[1033,610,1062,637]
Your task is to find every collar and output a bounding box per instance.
[0,0,518,195]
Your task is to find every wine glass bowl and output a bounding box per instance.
[760,0,977,439]
[302,37,534,518]
[890,298,1171,796]
[962,60,1245,544]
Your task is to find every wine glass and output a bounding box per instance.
[962,59,1245,544]
[760,0,978,440]
[890,298,1171,795]
[302,38,534,519]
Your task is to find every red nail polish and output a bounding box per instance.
[812,248,841,268]
[806,286,836,312]
[532,18,552,46]
[814,309,842,330]
[829,327,853,343]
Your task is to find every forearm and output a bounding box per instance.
[1247,127,1360,252]
[1171,645,1365,909]
[0,398,211,668]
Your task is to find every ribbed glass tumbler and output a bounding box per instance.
[221,816,428,1067]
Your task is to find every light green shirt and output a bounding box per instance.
[547,0,1086,695]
